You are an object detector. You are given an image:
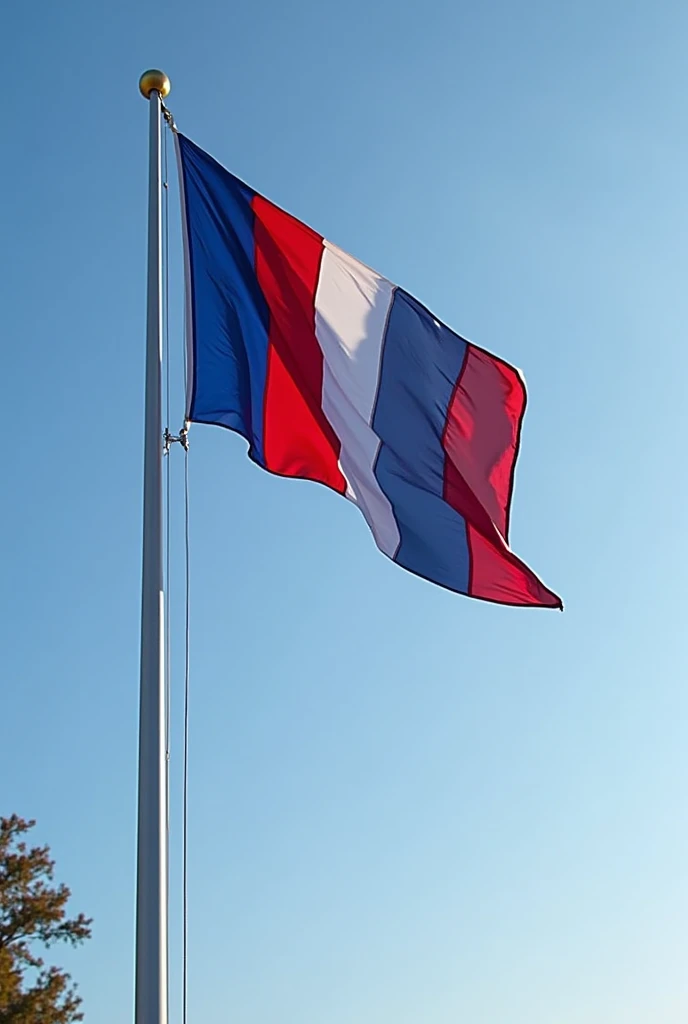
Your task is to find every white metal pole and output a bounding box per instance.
[136,69,171,1024]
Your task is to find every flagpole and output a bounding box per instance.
[136,69,171,1024]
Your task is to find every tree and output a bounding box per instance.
[0,816,92,1023]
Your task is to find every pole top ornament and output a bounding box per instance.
[139,70,171,99]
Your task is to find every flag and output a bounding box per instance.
[175,134,561,609]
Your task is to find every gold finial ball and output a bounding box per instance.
[139,70,171,99]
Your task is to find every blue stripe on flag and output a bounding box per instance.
[178,135,269,465]
[372,289,471,592]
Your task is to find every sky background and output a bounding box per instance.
[2,0,687,1021]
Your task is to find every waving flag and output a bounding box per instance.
[176,134,561,609]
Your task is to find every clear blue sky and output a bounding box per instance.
[2,1,687,1021]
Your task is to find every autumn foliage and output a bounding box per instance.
[0,816,92,1023]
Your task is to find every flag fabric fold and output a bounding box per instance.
[175,133,561,609]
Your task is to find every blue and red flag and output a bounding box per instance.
[176,134,561,609]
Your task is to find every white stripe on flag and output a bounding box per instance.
[314,241,400,557]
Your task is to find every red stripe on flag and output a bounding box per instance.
[466,525,561,607]
[443,346,560,607]
[444,346,524,540]
[253,195,346,493]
